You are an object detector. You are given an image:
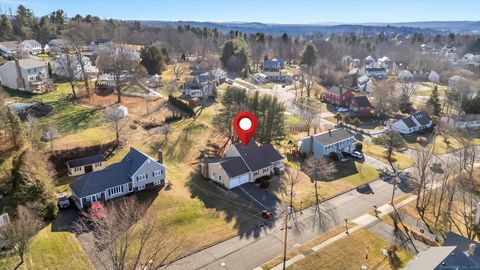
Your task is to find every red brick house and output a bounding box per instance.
[350,96,373,114]
[321,86,354,107]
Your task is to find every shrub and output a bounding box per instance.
[355,142,363,152]
[259,177,270,189]
[168,95,194,116]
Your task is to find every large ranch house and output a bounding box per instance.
[201,141,285,189]
[69,148,166,209]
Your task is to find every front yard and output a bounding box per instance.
[363,143,413,170]
[0,224,94,270]
[288,229,413,270]
[273,160,380,210]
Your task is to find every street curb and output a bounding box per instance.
[167,176,384,266]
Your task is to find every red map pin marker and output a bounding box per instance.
[233,112,258,147]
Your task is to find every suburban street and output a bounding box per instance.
[168,179,405,270]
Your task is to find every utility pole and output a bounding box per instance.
[282,206,289,270]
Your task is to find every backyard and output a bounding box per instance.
[363,143,413,170]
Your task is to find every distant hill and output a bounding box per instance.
[141,20,480,35]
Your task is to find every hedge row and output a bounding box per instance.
[168,95,195,116]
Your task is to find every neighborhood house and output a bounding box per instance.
[69,148,166,209]
[390,111,433,134]
[263,58,285,71]
[441,114,480,129]
[0,58,52,92]
[300,128,355,157]
[350,95,373,114]
[0,41,20,58]
[66,154,106,176]
[321,86,354,107]
[20,40,42,55]
[201,141,284,189]
[365,67,387,79]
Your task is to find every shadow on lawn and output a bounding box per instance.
[187,170,281,240]
[302,159,360,182]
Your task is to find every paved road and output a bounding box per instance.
[167,179,403,270]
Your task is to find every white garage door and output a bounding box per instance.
[228,174,249,189]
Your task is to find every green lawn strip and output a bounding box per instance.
[0,224,94,270]
[363,143,412,169]
[288,229,413,270]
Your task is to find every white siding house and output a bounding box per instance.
[0,58,52,92]
[201,141,284,189]
[21,40,42,55]
[300,129,355,157]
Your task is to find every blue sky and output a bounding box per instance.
[0,0,479,23]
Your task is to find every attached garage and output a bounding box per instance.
[228,173,250,189]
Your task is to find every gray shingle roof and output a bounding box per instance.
[66,154,105,168]
[313,129,353,146]
[233,141,284,172]
[69,148,151,198]
[412,111,432,126]
[353,96,372,107]
[219,157,250,178]
[327,86,345,95]
[17,58,46,69]
[437,232,480,269]
[402,116,417,128]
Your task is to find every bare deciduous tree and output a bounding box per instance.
[97,44,137,103]
[0,206,42,270]
[104,105,126,145]
[75,197,182,270]
[303,156,337,212]
[414,145,435,218]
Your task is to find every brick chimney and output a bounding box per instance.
[157,148,163,164]
[201,155,209,178]
[14,58,25,90]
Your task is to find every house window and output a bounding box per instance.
[108,185,124,196]
[86,197,90,202]
[137,174,147,181]
[153,170,162,176]
[218,175,222,180]
[95,162,102,167]
[74,167,82,172]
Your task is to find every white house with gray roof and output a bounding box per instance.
[390,111,433,134]
[69,148,166,209]
[201,141,284,189]
[20,40,42,55]
[299,128,355,157]
[0,41,20,58]
[0,58,52,92]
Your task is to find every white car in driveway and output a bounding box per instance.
[350,150,364,159]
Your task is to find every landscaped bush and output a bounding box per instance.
[259,177,270,189]
[355,142,363,152]
[168,95,195,116]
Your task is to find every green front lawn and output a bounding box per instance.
[0,224,94,270]
[289,229,413,270]
[363,143,413,169]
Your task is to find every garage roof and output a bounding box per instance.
[219,157,251,178]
